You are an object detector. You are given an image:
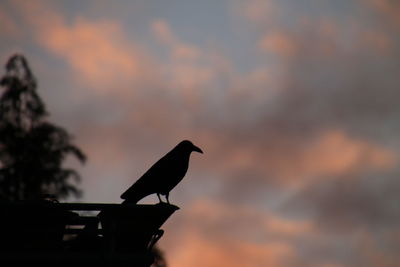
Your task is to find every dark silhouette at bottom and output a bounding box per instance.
[0,200,178,267]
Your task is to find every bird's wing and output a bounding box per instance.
[120,152,174,200]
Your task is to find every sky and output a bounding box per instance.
[1,0,400,266]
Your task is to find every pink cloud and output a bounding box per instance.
[10,0,154,93]
[357,230,400,266]
[41,18,155,93]
[168,231,293,267]
[162,200,308,267]
[187,200,314,237]
[259,31,299,57]
[242,1,396,60]
[235,0,277,24]
[257,21,341,59]
[362,29,393,54]
[151,19,220,102]
[44,19,141,85]
[151,19,176,46]
[0,5,20,37]
[292,129,395,178]
[366,0,400,27]
[151,19,201,61]
[201,128,396,185]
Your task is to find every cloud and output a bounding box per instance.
[161,199,368,267]
[259,31,299,57]
[10,0,155,93]
[0,4,20,38]
[365,0,400,27]
[235,0,277,24]
[43,11,398,218]
[168,231,293,267]
[282,170,400,266]
[362,29,393,54]
[151,19,176,45]
[42,18,144,88]
[162,200,312,267]
[202,128,395,185]
[2,1,400,265]
[151,19,215,97]
[291,129,395,177]
[151,19,202,61]
[353,229,400,266]
[288,169,400,229]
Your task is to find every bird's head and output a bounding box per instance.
[178,140,203,154]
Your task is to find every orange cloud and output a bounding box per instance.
[188,200,314,237]
[208,128,396,184]
[151,19,175,46]
[151,19,218,103]
[236,0,277,24]
[168,231,293,267]
[44,19,142,86]
[10,0,153,93]
[265,213,313,237]
[259,31,299,57]
[362,30,393,54]
[42,18,156,93]
[296,129,396,178]
[257,19,343,59]
[0,5,20,37]
[151,19,201,61]
[366,0,400,27]
[162,200,310,267]
[357,230,400,266]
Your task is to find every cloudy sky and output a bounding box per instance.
[1,0,400,266]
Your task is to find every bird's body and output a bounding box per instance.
[121,140,203,204]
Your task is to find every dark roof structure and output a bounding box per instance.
[0,201,178,267]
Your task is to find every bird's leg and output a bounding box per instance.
[166,193,170,204]
[157,193,163,203]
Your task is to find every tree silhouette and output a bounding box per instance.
[0,54,86,201]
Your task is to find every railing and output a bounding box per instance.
[0,201,179,267]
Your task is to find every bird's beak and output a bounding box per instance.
[192,145,203,154]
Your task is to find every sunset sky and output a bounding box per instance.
[1,0,400,266]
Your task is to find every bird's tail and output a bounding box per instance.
[121,189,149,204]
[120,177,153,204]
[121,197,140,204]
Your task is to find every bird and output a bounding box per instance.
[121,140,203,204]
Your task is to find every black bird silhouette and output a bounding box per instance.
[121,140,203,204]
